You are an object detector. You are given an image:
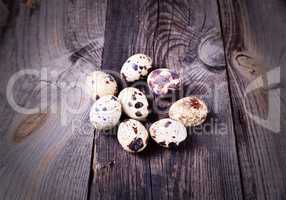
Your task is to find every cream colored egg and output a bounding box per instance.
[149,118,187,148]
[117,119,149,153]
[120,54,152,82]
[118,87,149,121]
[85,71,117,101]
[169,96,208,127]
[90,95,122,130]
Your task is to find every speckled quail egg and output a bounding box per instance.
[120,54,152,82]
[85,71,118,101]
[118,87,149,121]
[169,96,208,127]
[149,118,187,148]
[90,95,122,130]
[117,119,149,153]
[147,68,181,96]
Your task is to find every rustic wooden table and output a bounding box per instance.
[0,0,285,199]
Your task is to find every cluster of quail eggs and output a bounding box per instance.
[86,54,208,153]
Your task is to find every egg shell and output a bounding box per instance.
[120,54,152,82]
[118,87,149,121]
[117,119,149,153]
[85,71,118,101]
[90,95,122,130]
[147,68,181,96]
[149,118,187,148]
[169,96,208,127]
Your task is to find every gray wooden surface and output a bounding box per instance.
[0,0,285,199]
[218,0,286,199]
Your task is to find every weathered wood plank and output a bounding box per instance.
[218,0,286,199]
[149,1,243,199]
[91,0,243,199]
[0,0,107,199]
[91,1,153,200]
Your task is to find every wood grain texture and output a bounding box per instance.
[0,0,107,199]
[92,1,153,200]
[91,0,243,199]
[1,0,285,199]
[218,0,286,199]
